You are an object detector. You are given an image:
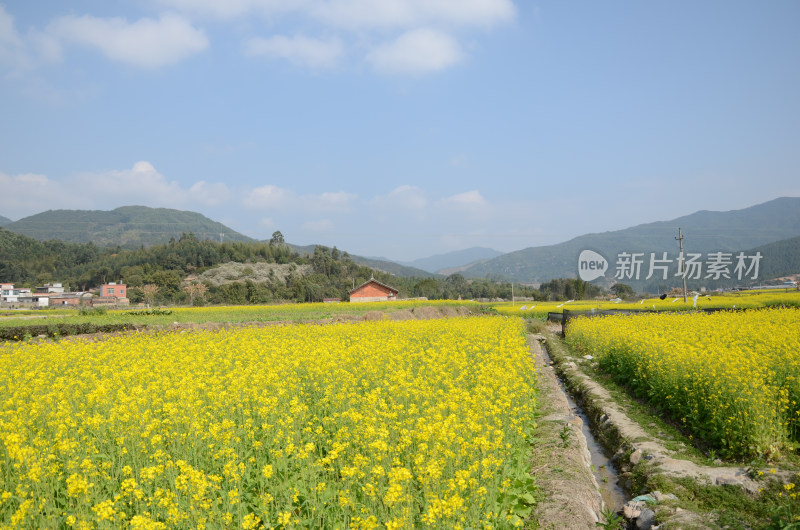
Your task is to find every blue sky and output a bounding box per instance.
[1,1,798,261]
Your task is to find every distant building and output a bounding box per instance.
[50,293,90,307]
[95,283,130,307]
[1,283,20,303]
[35,283,65,294]
[349,278,399,303]
[100,283,127,298]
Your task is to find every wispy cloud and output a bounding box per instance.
[245,34,344,69]
[243,185,356,212]
[302,219,334,232]
[2,1,514,76]
[157,0,516,29]
[0,162,230,219]
[46,13,208,68]
[310,0,515,30]
[367,28,462,74]
[243,185,294,209]
[438,190,487,208]
[158,0,514,74]
[0,6,61,74]
[370,185,427,210]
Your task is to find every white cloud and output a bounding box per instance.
[0,6,45,73]
[311,0,515,30]
[158,0,515,29]
[189,181,231,206]
[47,13,208,68]
[0,5,22,50]
[0,171,67,219]
[0,162,231,219]
[245,34,344,69]
[371,185,427,210]
[155,0,301,19]
[3,0,514,76]
[73,161,184,200]
[302,219,333,232]
[316,191,357,211]
[367,28,462,74]
[243,184,296,209]
[438,190,487,208]
[157,0,514,74]
[242,186,356,212]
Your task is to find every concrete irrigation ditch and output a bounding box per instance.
[533,326,799,529]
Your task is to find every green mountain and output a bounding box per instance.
[748,235,800,282]
[5,206,253,248]
[403,247,503,274]
[289,243,436,278]
[349,256,437,279]
[0,215,11,227]
[462,197,800,288]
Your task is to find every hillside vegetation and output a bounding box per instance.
[0,229,539,305]
[463,197,800,288]
[4,205,253,248]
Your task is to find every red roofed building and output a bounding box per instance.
[349,277,399,303]
[100,283,127,298]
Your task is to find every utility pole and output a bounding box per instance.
[675,228,687,303]
[511,283,515,304]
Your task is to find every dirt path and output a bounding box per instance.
[529,335,605,528]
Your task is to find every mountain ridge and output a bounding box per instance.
[5,206,254,248]
[401,247,503,273]
[460,197,800,288]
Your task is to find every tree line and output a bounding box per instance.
[1,228,624,305]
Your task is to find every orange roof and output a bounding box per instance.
[349,278,398,295]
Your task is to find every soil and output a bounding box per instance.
[529,335,606,528]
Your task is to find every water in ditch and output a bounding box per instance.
[540,345,628,511]
[563,387,628,511]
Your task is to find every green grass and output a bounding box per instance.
[549,329,800,528]
[0,300,486,341]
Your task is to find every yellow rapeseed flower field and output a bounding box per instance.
[0,317,537,529]
[566,308,800,459]
[494,289,800,320]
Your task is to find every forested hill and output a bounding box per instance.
[289,243,437,279]
[0,215,11,227]
[462,197,800,285]
[0,229,536,305]
[750,235,800,281]
[4,206,253,248]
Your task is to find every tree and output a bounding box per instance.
[413,278,439,299]
[574,277,587,300]
[142,284,159,307]
[611,283,635,299]
[270,231,285,245]
[183,282,208,306]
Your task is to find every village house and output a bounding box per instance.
[0,283,19,303]
[50,293,93,307]
[100,282,127,298]
[1,282,94,308]
[349,277,399,303]
[93,282,130,307]
[35,283,65,294]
